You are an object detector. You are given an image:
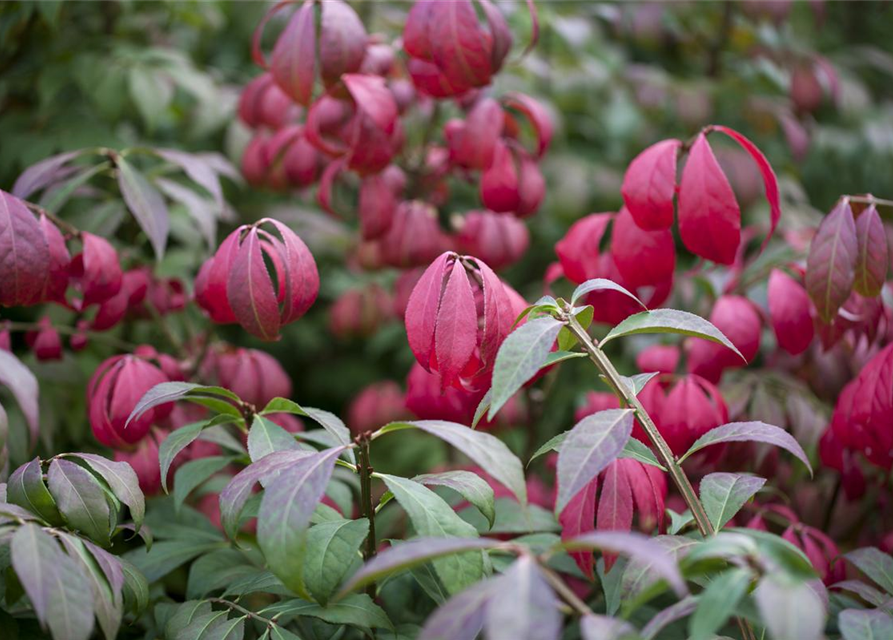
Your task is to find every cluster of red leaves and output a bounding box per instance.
[0,189,185,359]
[238,0,546,277]
[195,217,318,341]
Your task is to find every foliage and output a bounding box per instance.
[2,1,893,639]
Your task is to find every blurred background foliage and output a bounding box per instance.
[2,0,893,466]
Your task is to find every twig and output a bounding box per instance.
[23,201,81,238]
[208,598,274,629]
[539,563,594,617]
[3,321,136,352]
[356,433,378,596]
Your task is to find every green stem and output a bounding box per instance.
[357,435,377,596]
[562,308,758,640]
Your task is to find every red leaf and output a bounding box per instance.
[429,0,492,92]
[677,133,741,265]
[0,190,49,307]
[316,159,348,217]
[853,204,887,297]
[596,461,634,571]
[554,213,613,284]
[270,0,317,106]
[805,200,858,322]
[405,252,451,371]
[559,477,598,579]
[403,0,434,60]
[712,126,782,252]
[342,74,398,136]
[479,141,520,213]
[318,0,366,88]
[479,0,512,72]
[227,228,281,341]
[621,139,680,230]
[515,154,546,218]
[622,459,666,533]
[38,215,70,304]
[434,258,478,389]
[504,93,553,158]
[264,219,318,325]
[451,97,504,170]
[476,257,514,374]
[73,233,122,307]
[358,173,398,240]
[610,207,676,289]
[768,269,814,355]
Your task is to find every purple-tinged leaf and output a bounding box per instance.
[7,457,63,525]
[257,447,346,597]
[338,537,501,598]
[155,178,217,250]
[247,415,301,463]
[754,575,826,640]
[12,150,83,199]
[560,531,688,597]
[488,316,564,421]
[555,409,634,514]
[11,523,96,640]
[0,189,49,308]
[415,470,496,529]
[65,453,145,532]
[47,458,111,544]
[571,278,647,308]
[485,555,561,640]
[419,578,499,640]
[844,547,893,594]
[126,382,238,428]
[839,608,893,640]
[853,205,888,297]
[805,200,858,322]
[57,533,123,640]
[601,309,744,362]
[580,614,637,640]
[680,421,812,474]
[377,420,527,505]
[116,157,170,260]
[219,449,314,540]
[154,149,225,210]
[699,472,766,531]
[831,580,889,607]
[270,0,316,105]
[640,596,698,640]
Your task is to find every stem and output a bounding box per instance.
[562,310,714,537]
[357,434,377,595]
[23,201,81,237]
[539,563,594,617]
[562,308,758,640]
[209,598,274,629]
[822,476,842,533]
[3,321,136,351]
[844,194,893,209]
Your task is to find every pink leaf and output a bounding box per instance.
[479,141,520,213]
[504,93,553,159]
[621,139,680,230]
[559,477,598,579]
[677,133,741,265]
[434,258,478,389]
[712,126,782,252]
[342,74,398,135]
[0,190,49,307]
[270,0,317,106]
[451,97,504,170]
[805,200,858,322]
[403,0,434,60]
[479,0,512,72]
[318,0,367,87]
[610,207,676,289]
[768,269,814,355]
[554,213,613,284]
[429,0,492,92]
[853,204,888,297]
[405,252,451,371]
[227,228,281,341]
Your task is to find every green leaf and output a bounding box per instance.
[65,453,145,532]
[159,420,213,493]
[543,350,587,366]
[700,473,765,531]
[56,533,123,640]
[127,382,239,429]
[613,372,660,396]
[571,278,647,308]
[845,547,893,595]
[679,421,812,474]
[303,518,369,605]
[263,594,392,632]
[177,609,242,640]
[165,601,212,639]
[488,317,564,420]
[379,474,483,594]
[337,537,500,597]
[688,568,752,640]
[123,539,222,583]
[260,398,354,461]
[247,415,300,462]
[173,457,231,512]
[376,421,527,505]
[415,470,496,529]
[754,575,826,640]
[47,458,112,544]
[600,309,744,362]
[119,559,149,616]
[186,549,257,599]
[128,66,173,132]
[7,457,63,525]
[839,609,893,640]
[471,389,492,429]
[11,523,95,640]
[116,156,170,259]
[460,497,560,535]
[555,409,634,514]
[257,447,345,599]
